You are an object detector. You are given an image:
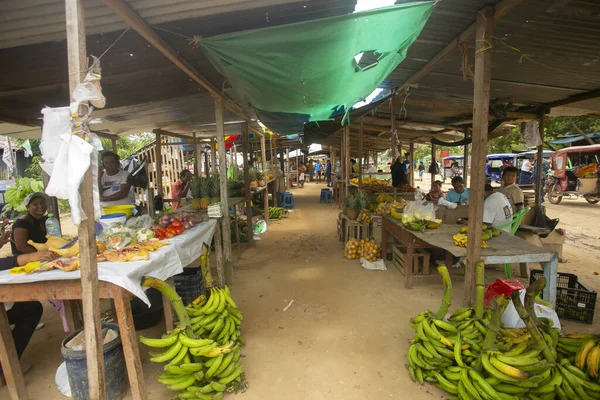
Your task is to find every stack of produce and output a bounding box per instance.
[401,210,442,232]
[268,207,286,220]
[376,194,394,204]
[452,225,499,249]
[399,184,417,193]
[344,238,381,261]
[407,263,600,399]
[140,278,246,399]
[376,202,392,216]
[357,209,371,223]
[191,177,212,210]
[152,213,202,240]
[344,194,361,220]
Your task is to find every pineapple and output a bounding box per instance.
[191,177,203,210]
[209,176,221,204]
[199,177,211,209]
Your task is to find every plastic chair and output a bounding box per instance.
[279,192,295,209]
[499,207,530,278]
[320,188,333,204]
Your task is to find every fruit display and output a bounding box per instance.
[401,203,441,232]
[376,194,394,204]
[191,177,212,210]
[376,202,391,215]
[344,194,361,220]
[399,184,417,193]
[140,278,246,398]
[344,238,381,261]
[407,263,600,400]
[268,207,286,220]
[452,225,499,249]
[357,209,371,223]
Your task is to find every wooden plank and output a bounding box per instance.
[64,300,82,331]
[65,0,106,397]
[464,7,494,307]
[395,0,524,94]
[215,98,233,286]
[242,122,253,244]
[111,136,117,152]
[154,130,163,197]
[0,303,28,399]
[261,134,269,222]
[534,117,544,207]
[113,287,147,400]
[211,139,217,175]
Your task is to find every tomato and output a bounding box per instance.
[154,230,165,240]
[171,220,182,228]
[174,226,185,235]
[166,226,177,237]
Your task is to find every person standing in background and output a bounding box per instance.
[99,151,131,207]
[325,160,332,187]
[532,154,550,204]
[306,159,314,182]
[418,161,425,181]
[314,159,322,183]
[520,158,533,184]
[171,170,193,210]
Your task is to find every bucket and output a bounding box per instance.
[130,288,164,330]
[61,323,128,400]
[102,204,135,218]
[99,213,127,227]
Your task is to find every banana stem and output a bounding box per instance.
[142,276,194,337]
[482,297,503,351]
[435,264,452,320]
[474,262,485,319]
[524,277,546,323]
[510,289,555,363]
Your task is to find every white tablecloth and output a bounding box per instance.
[0,219,218,306]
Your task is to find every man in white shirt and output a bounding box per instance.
[483,184,513,233]
[520,158,533,184]
[99,151,132,207]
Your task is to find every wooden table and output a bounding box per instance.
[381,215,559,306]
[0,281,147,400]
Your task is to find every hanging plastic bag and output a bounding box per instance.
[501,289,561,329]
[71,56,106,109]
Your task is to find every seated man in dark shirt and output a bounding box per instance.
[0,230,55,383]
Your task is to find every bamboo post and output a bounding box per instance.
[358,119,363,190]
[535,116,545,207]
[464,7,493,307]
[65,0,106,398]
[242,123,253,244]
[214,98,233,286]
[260,134,269,223]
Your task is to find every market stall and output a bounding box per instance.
[380,215,559,305]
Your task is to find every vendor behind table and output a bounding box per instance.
[99,151,132,207]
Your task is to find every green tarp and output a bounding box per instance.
[200,2,435,133]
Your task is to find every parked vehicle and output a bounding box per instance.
[486,151,553,183]
[545,144,600,204]
[441,156,463,182]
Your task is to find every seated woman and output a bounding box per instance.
[427,180,446,201]
[11,192,49,255]
[0,230,55,381]
[446,176,470,205]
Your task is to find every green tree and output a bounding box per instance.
[100,133,155,159]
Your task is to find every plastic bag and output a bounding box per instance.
[501,289,561,330]
[402,200,437,224]
[55,362,72,397]
[344,238,360,259]
[126,215,154,230]
[360,257,387,271]
[71,56,106,109]
[484,278,525,306]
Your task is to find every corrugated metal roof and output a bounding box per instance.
[0,0,352,49]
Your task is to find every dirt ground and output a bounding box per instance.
[2,176,600,399]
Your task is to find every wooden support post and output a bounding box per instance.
[374,152,378,168]
[0,303,28,399]
[344,125,350,198]
[464,7,494,307]
[154,130,163,197]
[358,119,363,190]
[285,148,290,190]
[194,133,201,177]
[242,123,253,244]
[340,132,344,206]
[204,146,210,178]
[391,97,398,200]
[260,134,269,222]
[111,136,118,153]
[463,135,470,184]
[409,142,415,187]
[214,98,233,287]
[211,139,217,175]
[430,144,437,183]
[534,116,545,207]
[65,0,106,398]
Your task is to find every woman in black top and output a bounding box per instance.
[11,192,48,255]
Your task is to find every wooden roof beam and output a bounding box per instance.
[100,0,264,137]
[394,0,525,93]
[545,88,600,109]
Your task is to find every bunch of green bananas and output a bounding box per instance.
[185,286,244,346]
[140,330,243,398]
[558,335,600,379]
[268,207,285,219]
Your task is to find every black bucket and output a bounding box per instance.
[130,288,164,330]
[60,323,128,400]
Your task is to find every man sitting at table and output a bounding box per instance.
[498,166,524,212]
[446,176,470,205]
[0,230,55,383]
[484,184,513,232]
